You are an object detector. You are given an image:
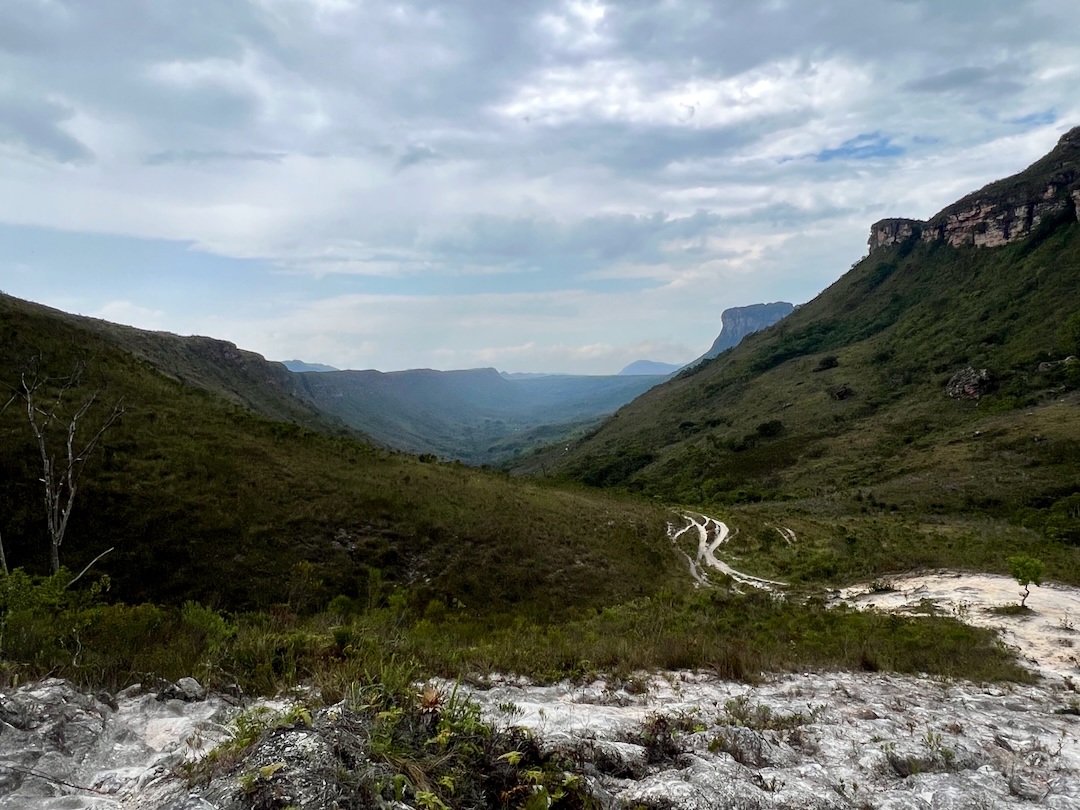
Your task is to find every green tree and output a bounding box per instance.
[1007,555,1044,608]
[1059,311,1080,355]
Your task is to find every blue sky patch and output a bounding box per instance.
[815,133,905,163]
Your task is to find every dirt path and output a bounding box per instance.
[838,572,1080,680]
[668,512,1080,680]
[667,512,786,591]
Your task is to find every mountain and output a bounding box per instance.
[0,293,681,615]
[619,360,682,376]
[291,367,670,464]
[282,359,338,372]
[524,127,1080,539]
[693,302,795,363]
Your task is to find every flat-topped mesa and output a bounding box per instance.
[868,126,1080,254]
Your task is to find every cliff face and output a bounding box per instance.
[868,218,922,251]
[869,126,1080,253]
[699,301,795,361]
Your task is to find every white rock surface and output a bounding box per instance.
[838,572,1080,681]
[0,679,240,809]
[461,670,1080,809]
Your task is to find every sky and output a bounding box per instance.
[0,1,1078,374]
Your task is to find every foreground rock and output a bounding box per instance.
[0,678,239,809]
[3,670,1080,809]
[463,670,1080,810]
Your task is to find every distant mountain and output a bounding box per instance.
[619,360,682,376]
[693,302,795,364]
[291,366,669,464]
[282,359,338,373]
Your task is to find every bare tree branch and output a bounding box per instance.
[65,546,114,590]
[0,392,14,575]
[4,355,124,573]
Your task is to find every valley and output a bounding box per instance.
[1,127,1080,810]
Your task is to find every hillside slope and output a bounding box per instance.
[525,128,1080,536]
[0,294,681,616]
[1,296,340,433]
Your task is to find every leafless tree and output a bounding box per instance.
[2,357,124,575]
[0,390,14,576]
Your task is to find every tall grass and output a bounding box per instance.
[0,570,1029,694]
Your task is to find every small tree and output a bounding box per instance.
[1007,555,1044,608]
[2,356,123,574]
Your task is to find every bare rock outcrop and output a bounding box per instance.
[945,367,993,399]
[868,218,922,252]
[5,670,1080,809]
[869,126,1080,254]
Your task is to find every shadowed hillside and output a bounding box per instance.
[0,293,681,617]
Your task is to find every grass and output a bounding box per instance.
[0,568,1031,697]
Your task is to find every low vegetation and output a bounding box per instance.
[0,565,1029,697]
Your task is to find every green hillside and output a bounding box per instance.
[0,293,680,618]
[526,132,1080,547]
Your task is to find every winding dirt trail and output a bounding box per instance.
[667,512,1080,679]
[667,512,786,591]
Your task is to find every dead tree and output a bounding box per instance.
[3,357,124,575]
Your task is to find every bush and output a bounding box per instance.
[1007,555,1044,607]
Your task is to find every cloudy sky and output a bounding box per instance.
[1,0,1078,374]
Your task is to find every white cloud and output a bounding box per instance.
[1,0,1078,373]
[495,57,871,129]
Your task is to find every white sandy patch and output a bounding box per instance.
[839,572,1080,681]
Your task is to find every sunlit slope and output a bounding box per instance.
[527,211,1080,524]
[0,293,681,616]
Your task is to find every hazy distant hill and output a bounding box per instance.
[619,360,682,376]
[693,302,795,364]
[292,366,669,463]
[282,359,338,372]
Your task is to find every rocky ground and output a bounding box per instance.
[461,669,1080,810]
[2,667,1078,809]
[838,573,1080,682]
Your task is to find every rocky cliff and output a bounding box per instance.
[869,126,1080,253]
[696,301,795,363]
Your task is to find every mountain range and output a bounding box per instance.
[288,366,671,464]
[275,302,791,463]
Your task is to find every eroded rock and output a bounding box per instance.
[945,367,992,399]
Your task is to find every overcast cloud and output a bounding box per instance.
[1,0,1078,373]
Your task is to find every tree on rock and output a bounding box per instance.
[1007,555,1044,608]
